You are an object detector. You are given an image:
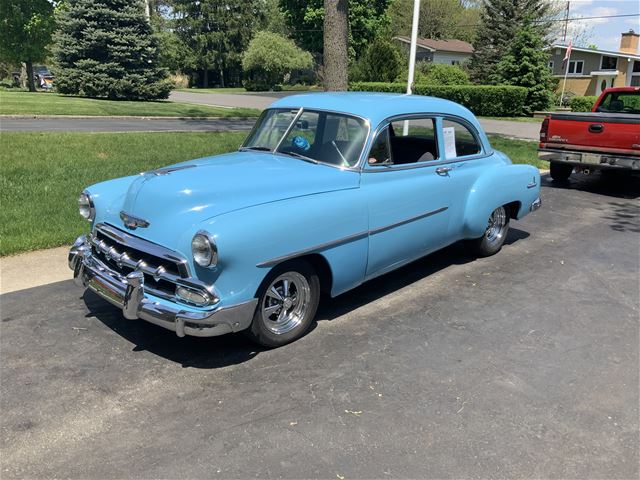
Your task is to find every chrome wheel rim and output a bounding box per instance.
[261,272,311,335]
[485,206,507,247]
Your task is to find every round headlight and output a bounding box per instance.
[78,191,94,221]
[192,232,217,268]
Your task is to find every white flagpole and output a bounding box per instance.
[559,43,572,107]
[404,0,420,135]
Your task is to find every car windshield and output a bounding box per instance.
[595,91,640,114]
[241,108,368,167]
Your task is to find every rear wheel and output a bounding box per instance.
[550,162,573,182]
[246,260,320,348]
[468,205,510,257]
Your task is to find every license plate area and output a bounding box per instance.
[582,153,601,165]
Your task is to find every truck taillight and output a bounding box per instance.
[539,117,549,145]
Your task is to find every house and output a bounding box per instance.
[549,30,640,97]
[393,36,473,65]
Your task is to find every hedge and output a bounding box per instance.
[349,82,528,117]
[569,96,598,112]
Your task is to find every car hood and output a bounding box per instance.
[98,151,360,247]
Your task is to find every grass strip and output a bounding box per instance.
[0,91,260,117]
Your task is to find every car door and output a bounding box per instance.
[361,116,454,279]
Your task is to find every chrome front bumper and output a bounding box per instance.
[530,197,542,212]
[68,236,257,337]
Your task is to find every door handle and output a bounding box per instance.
[436,167,452,176]
[588,123,604,133]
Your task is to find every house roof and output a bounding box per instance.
[394,36,474,54]
[550,44,640,61]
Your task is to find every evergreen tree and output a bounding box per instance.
[0,0,55,92]
[172,0,263,88]
[54,0,171,100]
[468,0,553,84]
[495,25,553,114]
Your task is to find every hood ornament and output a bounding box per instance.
[120,211,150,230]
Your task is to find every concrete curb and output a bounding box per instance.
[0,115,258,120]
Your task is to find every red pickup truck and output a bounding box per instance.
[538,87,640,181]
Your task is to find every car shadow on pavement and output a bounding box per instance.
[542,171,640,199]
[85,228,529,369]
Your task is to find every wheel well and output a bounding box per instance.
[504,201,521,219]
[260,254,333,297]
[298,254,333,296]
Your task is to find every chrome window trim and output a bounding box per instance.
[256,206,448,267]
[241,107,371,172]
[361,112,492,173]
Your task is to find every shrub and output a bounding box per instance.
[54,0,172,100]
[396,62,470,86]
[349,82,528,117]
[349,39,403,83]
[569,96,598,112]
[242,31,313,91]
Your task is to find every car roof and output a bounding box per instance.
[269,92,480,129]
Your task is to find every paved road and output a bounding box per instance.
[0,117,255,133]
[1,174,638,479]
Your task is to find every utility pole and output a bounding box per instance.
[562,1,570,43]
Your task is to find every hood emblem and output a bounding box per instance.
[120,211,150,230]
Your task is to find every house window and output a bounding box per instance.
[548,61,554,71]
[633,61,640,73]
[601,56,618,70]
[568,60,584,75]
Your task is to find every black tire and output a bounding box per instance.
[245,260,320,348]
[467,205,510,257]
[550,162,573,182]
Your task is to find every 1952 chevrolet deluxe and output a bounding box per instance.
[69,92,541,347]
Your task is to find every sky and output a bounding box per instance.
[562,0,640,51]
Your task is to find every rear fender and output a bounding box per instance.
[462,164,540,238]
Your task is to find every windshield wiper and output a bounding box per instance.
[239,146,272,152]
[279,151,319,164]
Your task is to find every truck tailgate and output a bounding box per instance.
[544,112,640,156]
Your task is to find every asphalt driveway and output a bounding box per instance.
[1,174,638,479]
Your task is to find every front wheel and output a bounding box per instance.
[550,162,573,182]
[245,260,320,348]
[467,206,510,257]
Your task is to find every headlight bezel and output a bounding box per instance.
[78,191,95,222]
[191,231,218,268]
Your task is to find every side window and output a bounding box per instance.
[441,119,482,158]
[386,117,439,165]
[368,127,392,166]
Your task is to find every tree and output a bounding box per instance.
[172,0,263,87]
[387,0,480,43]
[54,0,171,100]
[280,0,390,58]
[350,38,402,82]
[324,0,348,91]
[242,31,313,90]
[494,24,553,114]
[0,0,55,92]
[468,0,553,84]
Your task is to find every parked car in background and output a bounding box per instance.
[68,93,541,347]
[539,87,640,181]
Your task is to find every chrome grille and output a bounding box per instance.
[90,223,190,301]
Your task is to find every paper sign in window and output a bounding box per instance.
[443,126,457,158]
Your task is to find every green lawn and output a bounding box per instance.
[1,131,247,256]
[1,131,545,256]
[480,116,543,123]
[0,91,260,117]
[488,135,548,169]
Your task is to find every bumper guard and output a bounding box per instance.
[68,236,257,337]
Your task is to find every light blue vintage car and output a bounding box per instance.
[69,92,541,347]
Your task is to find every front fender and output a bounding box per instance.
[193,188,369,306]
[462,164,540,239]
